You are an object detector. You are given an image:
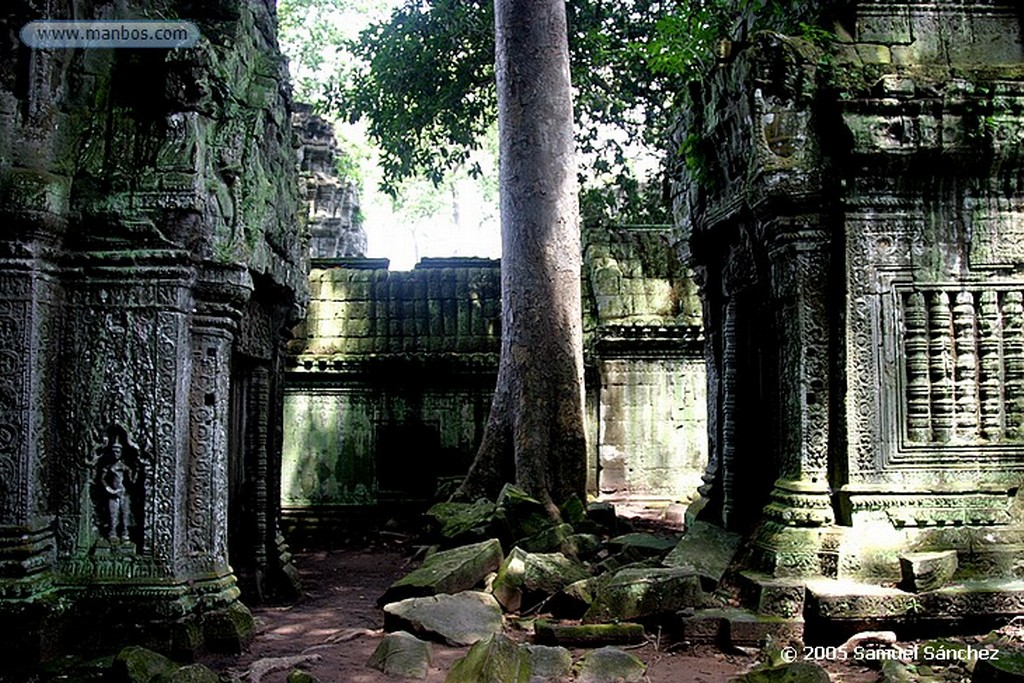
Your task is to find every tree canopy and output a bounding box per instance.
[282,0,828,225]
[324,0,739,221]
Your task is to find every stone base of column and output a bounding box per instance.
[0,572,253,675]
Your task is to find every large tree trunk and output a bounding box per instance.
[456,0,587,514]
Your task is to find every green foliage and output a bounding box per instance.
[328,0,495,196]
[300,0,837,224]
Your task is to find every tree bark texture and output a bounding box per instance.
[457,0,587,512]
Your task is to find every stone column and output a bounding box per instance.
[0,214,64,664]
[761,220,835,532]
[187,263,255,651]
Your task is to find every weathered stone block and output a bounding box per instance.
[367,631,433,679]
[378,539,503,606]
[426,500,497,542]
[495,484,557,541]
[972,650,1024,683]
[444,634,530,683]
[575,647,647,683]
[663,520,743,589]
[492,547,590,613]
[383,591,503,646]
[111,646,179,683]
[524,644,572,680]
[738,571,807,619]
[609,532,680,557]
[160,663,220,683]
[534,619,645,647]
[899,550,958,592]
[583,567,705,623]
[517,523,574,553]
[730,662,830,683]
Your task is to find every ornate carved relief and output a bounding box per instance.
[896,285,1024,452]
[88,425,144,548]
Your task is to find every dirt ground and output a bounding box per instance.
[202,539,894,683]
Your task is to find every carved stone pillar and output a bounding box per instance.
[762,221,835,525]
[0,216,64,664]
[187,264,255,650]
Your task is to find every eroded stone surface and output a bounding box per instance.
[366,631,433,680]
[899,551,958,593]
[492,547,590,613]
[574,647,647,683]
[584,567,705,623]
[378,539,503,606]
[383,591,503,646]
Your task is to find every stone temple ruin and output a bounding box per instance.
[0,0,306,670]
[1,0,1023,677]
[677,0,1024,640]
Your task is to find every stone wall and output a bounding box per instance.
[0,0,306,669]
[284,257,500,535]
[283,227,706,533]
[676,0,1024,633]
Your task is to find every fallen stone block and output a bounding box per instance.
[516,523,574,553]
[729,662,830,683]
[548,576,604,619]
[609,532,680,557]
[838,630,897,654]
[899,550,957,593]
[163,663,219,683]
[492,547,590,613]
[524,644,572,681]
[584,567,705,623]
[112,646,179,683]
[426,500,497,543]
[383,591,503,646]
[286,671,322,683]
[444,634,530,683]
[367,631,433,679]
[378,538,503,606]
[663,520,743,589]
[575,646,647,683]
[495,484,556,541]
[534,619,645,647]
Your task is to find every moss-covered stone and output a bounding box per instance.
[534,619,645,646]
[367,631,433,679]
[201,602,255,654]
[111,646,178,683]
[575,647,647,683]
[584,567,705,623]
[516,523,574,554]
[973,650,1024,683]
[495,484,557,541]
[523,644,572,680]
[427,500,498,543]
[491,547,591,613]
[286,671,322,683]
[663,520,743,588]
[379,539,503,606]
[444,634,531,683]
[383,591,503,646]
[730,662,831,683]
[156,663,219,683]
